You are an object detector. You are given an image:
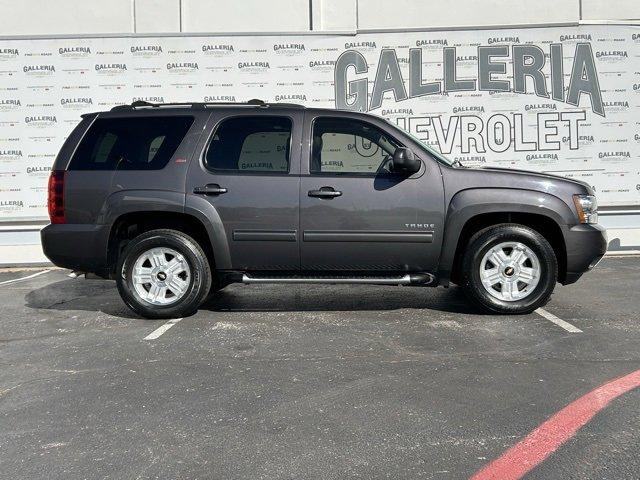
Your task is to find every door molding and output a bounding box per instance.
[303,230,433,243]
[233,230,297,241]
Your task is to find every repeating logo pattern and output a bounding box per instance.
[0,26,638,220]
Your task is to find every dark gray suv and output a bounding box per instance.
[41,100,607,319]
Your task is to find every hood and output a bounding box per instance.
[472,166,593,192]
[442,163,595,200]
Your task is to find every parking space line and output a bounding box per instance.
[143,318,183,340]
[0,269,50,286]
[535,308,582,333]
[470,368,640,480]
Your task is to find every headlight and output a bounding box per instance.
[573,194,598,224]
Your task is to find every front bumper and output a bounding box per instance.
[41,223,111,276]
[562,223,607,285]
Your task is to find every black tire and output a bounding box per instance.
[116,229,212,319]
[461,224,557,314]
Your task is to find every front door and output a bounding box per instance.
[187,111,302,271]
[300,114,444,273]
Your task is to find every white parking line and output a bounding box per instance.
[535,308,582,333]
[143,318,183,340]
[0,269,50,286]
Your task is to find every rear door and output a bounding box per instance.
[299,113,444,273]
[186,109,302,271]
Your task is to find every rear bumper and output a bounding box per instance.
[561,223,607,285]
[41,223,111,275]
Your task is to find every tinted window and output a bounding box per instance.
[69,116,194,170]
[205,116,291,173]
[311,117,399,174]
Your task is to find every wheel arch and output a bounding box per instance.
[100,188,232,276]
[107,210,224,277]
[439,188,571,285]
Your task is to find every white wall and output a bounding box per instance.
[582,0,640,20]
[0,0,135,35]
[312,0,357,31]
[181,0,310,32]
[135,0,181,33]
[1,0,639,36]
[357,0,579,29]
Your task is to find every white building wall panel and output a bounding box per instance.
[0,0,134,36]
[3,1,640,36]
[312,0,357,31]
[356,0,580,29]
[581,0,640,20]
[180,0,311,33]
[135,0,181,33]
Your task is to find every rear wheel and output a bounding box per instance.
[116,229,212,319]
[461,224,557,314]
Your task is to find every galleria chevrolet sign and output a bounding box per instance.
[335,43,604,115]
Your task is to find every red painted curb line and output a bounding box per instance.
[470,368,640,480]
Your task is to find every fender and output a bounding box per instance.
[99,189,185,225]
[437,188,575,283]
[96,190,185,268]
[98,189,232,271]
[184,193,232,270]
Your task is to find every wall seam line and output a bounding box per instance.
[132,0,137,34]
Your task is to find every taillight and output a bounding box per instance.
[47,170,65,224]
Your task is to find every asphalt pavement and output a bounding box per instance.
[0,257,638,479]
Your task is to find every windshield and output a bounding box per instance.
[383,119,454,166]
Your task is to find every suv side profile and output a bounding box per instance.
[42,100,607,319]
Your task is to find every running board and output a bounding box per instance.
[241,273,434,286]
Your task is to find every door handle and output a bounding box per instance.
[193,184,228,195]
[308,187,342,199]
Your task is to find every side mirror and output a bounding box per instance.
[392,147,420,174]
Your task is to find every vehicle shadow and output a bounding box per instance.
[25,277,484,318]
[25,278,141,319]
[202,283,483,315]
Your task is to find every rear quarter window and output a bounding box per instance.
[69,116,194,170]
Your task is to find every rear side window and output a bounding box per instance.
[69,116,194,170]
[205,116,291,173]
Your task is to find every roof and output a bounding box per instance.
[109,98,306,112]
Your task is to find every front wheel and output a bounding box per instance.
[116,229,212,319]
[461,224,557,314]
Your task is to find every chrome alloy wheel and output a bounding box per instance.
[479,241,541,301]
[131,247,191,305]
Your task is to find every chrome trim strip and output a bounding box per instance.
[242,274,415,285]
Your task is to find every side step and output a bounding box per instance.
[241,273,434,286]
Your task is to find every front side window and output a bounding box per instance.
[69,116,194,170]
[311,117,399,174]
[205,116,291,173]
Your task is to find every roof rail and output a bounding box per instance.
[110,99,305,112]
